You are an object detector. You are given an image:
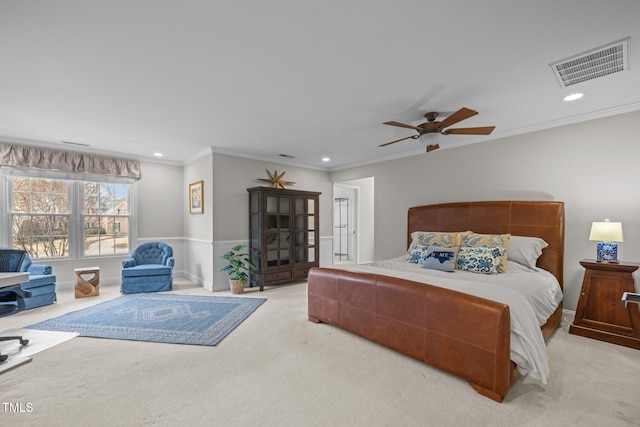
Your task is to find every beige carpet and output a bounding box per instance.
[1,278,638,426]
[0,329,77,374]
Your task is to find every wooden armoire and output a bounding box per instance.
[247,186,320,291]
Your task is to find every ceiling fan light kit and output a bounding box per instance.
[419,133,441,153]
[379,107,495,153]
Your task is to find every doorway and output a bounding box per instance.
[333,177,374,264]
[333,185,357,263]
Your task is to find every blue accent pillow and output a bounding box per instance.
[421,246,459,272]
[456,246,505,275]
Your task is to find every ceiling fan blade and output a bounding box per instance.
[382,121,420,130]
[426,144,440,152]
[437,107,478,129]
[379,135,418,147]
[443,126,495,135]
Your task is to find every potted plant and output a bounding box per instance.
[219,244,256,294]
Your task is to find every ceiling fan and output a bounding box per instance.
[379,107,495,152]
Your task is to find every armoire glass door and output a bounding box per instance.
[294,197,316,264]
[266,195,291,266]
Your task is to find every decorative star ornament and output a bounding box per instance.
[257,169,295,189]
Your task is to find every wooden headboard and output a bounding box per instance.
[407,201,565,288]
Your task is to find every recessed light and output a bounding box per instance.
[563,93,584,102]
[322,157,330,162]
[153,152,164,157]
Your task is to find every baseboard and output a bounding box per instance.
[562,308,576,325]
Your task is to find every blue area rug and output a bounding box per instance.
[27,294,266,346]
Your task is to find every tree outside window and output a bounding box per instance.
[11,177,70,258]
[8,176,132,259]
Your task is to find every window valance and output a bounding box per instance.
[0,144,141,181]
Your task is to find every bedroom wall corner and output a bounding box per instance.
[183,149,215,290]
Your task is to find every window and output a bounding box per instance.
[82,182,130,256]
[11,176,71,258]
[4,174,134,260]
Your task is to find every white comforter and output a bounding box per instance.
[333,257,563,383]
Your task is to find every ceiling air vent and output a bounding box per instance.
[550,37,630,88]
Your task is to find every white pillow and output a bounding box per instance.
[507,236,548,269]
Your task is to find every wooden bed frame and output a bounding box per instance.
[307,201,564,402]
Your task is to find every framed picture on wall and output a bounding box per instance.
[189,180,204,214]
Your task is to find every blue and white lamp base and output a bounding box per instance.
[596,242,618,262]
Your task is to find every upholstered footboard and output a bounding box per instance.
[307,267,515,402]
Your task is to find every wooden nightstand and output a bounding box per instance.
[569,259,640,349]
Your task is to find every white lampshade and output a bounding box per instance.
[589,220,624,242]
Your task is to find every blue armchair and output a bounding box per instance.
[0,247,57,310]
[121,242,174,294]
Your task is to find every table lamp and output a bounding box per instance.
[589,219,623,262]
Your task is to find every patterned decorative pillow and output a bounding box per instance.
[422,246,459,272]
[456,246,505,275]
[410,231,461,250]
[407,244,431,264]
[460,232,510,273]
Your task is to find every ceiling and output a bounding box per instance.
[1,1,639,171]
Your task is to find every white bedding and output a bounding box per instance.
[333,257,563,383]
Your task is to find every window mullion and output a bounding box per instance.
[0,174,9,247]
[70,180,82,259]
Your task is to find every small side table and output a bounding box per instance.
[569,259,640,349]
[75,267,100,298]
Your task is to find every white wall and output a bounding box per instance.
[330,110,640,311]
[209,152,333,290]
[211,153,333,240]
[137,161,184,238]
[183,150,215,290]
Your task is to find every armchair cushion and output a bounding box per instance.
[121,264,172,277]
